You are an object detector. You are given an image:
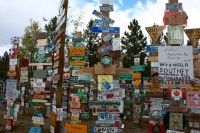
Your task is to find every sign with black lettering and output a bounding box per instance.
[158,46,193,80]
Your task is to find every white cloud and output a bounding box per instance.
[0,0,200,56]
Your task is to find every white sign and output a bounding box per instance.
[158,46,193,80]
[9,58,18,65]
[56,108,63,121]
[134,58,140,63]
[92,127,118,133]
[112,38,121,51]
[99,0,113,5]
[32,82,46,88]
[78,74,92,81]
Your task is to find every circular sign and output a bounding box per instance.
[101,55,112,66]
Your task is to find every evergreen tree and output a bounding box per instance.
[121,19,147,68]
[0,52,9,79]
[83,19,101,67]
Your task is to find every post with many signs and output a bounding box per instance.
[49,0,68,133]
[161,0,192,132]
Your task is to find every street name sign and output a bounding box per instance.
[92,10,115,25]
[92,26,120,34]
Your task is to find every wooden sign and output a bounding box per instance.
[64,123,88,133]
[145,26,164,44]
[7,71,16,77]
[184,28,200,47]
[194,60,200,77]
[163,11,188,25]
[95,64,116,75]
[148,56,158,62]
[56,87,62,106]
[70,47,86,57]
[70,61,86,66]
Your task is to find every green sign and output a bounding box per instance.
[70,57,86,61]
[81,112,89,119]
[168,25,184,45]
[33,70,47,79]
[124,100,135,105]
[35,54,47,63]
[76,42,84,47]
[70,66,84,70]
[101,55,112,66]
[130,65,145,71]
[89,101,121,106]
[70,76,84,85]
[132,93,146,97]
[119,73,132,80]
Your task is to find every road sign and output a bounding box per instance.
[70,56,86,61]
[99,5,114,12]
[35,54,47,63]
[9,48,20,56]
[184,28,200,47]
[92,10,115,25]
[145,26,164,44]
[119,73,132,80]
[168,25,184,44]
[130,65,145,71]
[99,0,113,5]
[146,44,165,53]
[92,26,120,34]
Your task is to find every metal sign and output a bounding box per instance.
[55,16,66,33]
[94,19,109,27]
[103,34,113,43]
[112,38,121,51]
[6,79,17,100]
[89,101,121,106]
[146,44,165,53]
[184,28,200,47]
[165,3,182,11]
[33,70,47,79]
[9,58,18,65]
[119,73,132,80]
[92,127,118,133]
[78,73,92,81]
[99,5,114,12]
[97,43,112,54]
[9,48,20,56]
[70,47,86,57]
[72,38,84,42]
[92,26,120,34]
[99,0,113,5]
[168,25,184,44]
[92,10,115,25]
[130,65,145,71]
[145,26,164,44]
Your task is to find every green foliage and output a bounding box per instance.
[83,19,101,67]
[121,19,147,68]
[0,51,9,79]
[19,19,42,77]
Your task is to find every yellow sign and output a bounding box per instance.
[7,71,17,76]
[184,28,200,47]
[133,72,141,79]
[98,75,113,82]
[70,61,86,66]
[134,79,141,87]
[145,26,164,44]
[50,111,56,127]
[64,123,88,133]
[70,46,86,57]
[71,116,79,121]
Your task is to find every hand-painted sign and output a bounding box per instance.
[92,26,119,34]
[163,11,188,25]
[187,91,200,107]
[145,26,164,44]
[169,113,183,130]
[98,75,113,82]
[92,10,115,25]
[70,47,86,57]
[165,3,182,11]
[97,43,112,54]
[99,5,114,12]
[168,25,184,44]
[130,65,145,71]
[158,46,193,80]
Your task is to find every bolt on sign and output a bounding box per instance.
[145,26,164,44]
[168,25,184,45]
[70,47,86,57]
[184,28,200,48]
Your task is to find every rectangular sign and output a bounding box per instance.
[158,46,193,80]
[64,123,88,133]
[103,34,113,43]
[55,16,66,33]
[32,82,46,88]
[70,56,86,61]
[130,65,145,71]
[187,91,200,107]
[78,73,92,81]
[119,73,132,80]
[89,101,122,106]
[98,75,113,82]
[99,5,114,12]
[112,38,121,51]
[92,10,115,25]
[92,127,118,133]
[92,26,120,34]
[6,79,17,100]
[70,47,86,57]
[169,113,183,130]
[9,58,18,65]
[97,43,112,54]
[168,25,184,45]
[146,44,165,53]
[99,0,113,5]
[94,19,109,27]
[165,3,182,11]
[33,70,47,79]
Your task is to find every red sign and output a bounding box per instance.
[9,48,20,56]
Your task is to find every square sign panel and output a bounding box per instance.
[168,25,184,45]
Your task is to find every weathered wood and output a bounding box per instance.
[95,64,116,74]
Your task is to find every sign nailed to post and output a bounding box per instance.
[168,25,184,45]
[92,10,115,25]
[70,47,86,57]
[184,28,200,47]
[92,26,120,34]
[145,26,164,44]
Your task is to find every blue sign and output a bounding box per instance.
[146,44,165,53]
[92,10,115,25]
[193,48,200,54]
[92,26,120,34]
[94,19,109,27]
[28,126,42,133]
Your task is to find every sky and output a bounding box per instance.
[0,0,200,56]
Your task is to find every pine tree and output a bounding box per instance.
[0,52,9,79]
[83,19,101,67]
[121,19,147,68]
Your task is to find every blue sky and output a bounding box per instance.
[0,0,200,56]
